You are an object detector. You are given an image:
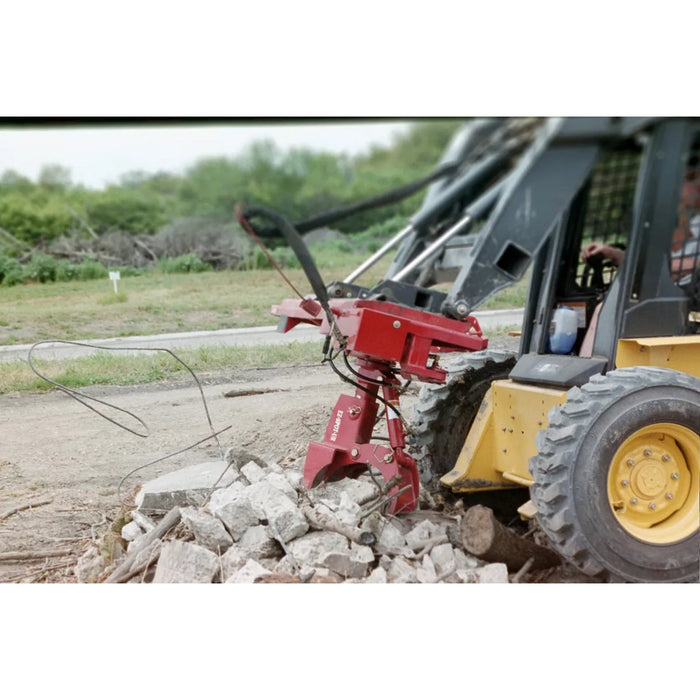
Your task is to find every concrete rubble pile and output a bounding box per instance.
[77,451,512,584]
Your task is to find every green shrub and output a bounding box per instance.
[159,254,211,274]
[75,258,108,281]
[1,257,25,286]
[25,252,59,283]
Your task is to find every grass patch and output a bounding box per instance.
[1,341,324,394]
[97,291,129,305]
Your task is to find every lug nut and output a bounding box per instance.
[662,454,670,462]
[621,479,629,487]
[649,503,657,511]
[627,459,635,466]
[630,497,638,505]
[665,493,674,500]
[644,449,652,457]
[671,472,680,480]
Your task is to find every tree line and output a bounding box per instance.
[0,120,463,252]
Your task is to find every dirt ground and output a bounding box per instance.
[0,362,348,582]
[1,335,559,584]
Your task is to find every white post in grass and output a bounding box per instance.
[109,270,121,294]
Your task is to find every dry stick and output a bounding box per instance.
[105,507,181,583]
[511,557,536,584]
[301,505,376,547]
[0,548,72,562]
[0,498,53,521]
[434,565,457,583]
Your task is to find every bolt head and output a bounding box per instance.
[383,453,393,463]
[455,302,469,316]
[630,497,638,505]
[351,448,359,458]
[649,503,657,511]
[392,321,401,329]
[644,449,652,457]
[621,479,629,487]
[627,459,635,467]
[665,493,674,500]
[662,454,670,462]
[671,472,680,480]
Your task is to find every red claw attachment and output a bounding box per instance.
[272,297,488,513]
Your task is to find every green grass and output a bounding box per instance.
[1,341,324,394]
[0,248,530,349]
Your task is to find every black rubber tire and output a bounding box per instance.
[409,350,517,492]
[529,366,700,583]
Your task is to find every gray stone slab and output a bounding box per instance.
[180,507,233,553]
[121,520,143,542]
[238,525,283,560]
[212,495,259,541]
[475,562,509,583]
[245,481,309,542]
[225,559,273,583]
[240,461,267,484]
[135,461,236,515]
[286,531,349,568]
[387,556,418,583]
[152,540,220,583]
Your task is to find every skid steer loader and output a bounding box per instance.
[248,117,700,583]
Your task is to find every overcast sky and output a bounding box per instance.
[0,120,416,190]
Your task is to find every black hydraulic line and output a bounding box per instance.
[253,161,459,237]
[241,205,330,307]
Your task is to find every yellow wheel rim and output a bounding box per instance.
[607,423,699,544]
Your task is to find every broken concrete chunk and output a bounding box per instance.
[416,554,438,584]
[333,492,362,527]
[121,520,143,542]
[207,481,248,512]
[307,477,378,508]
[282,469,303,492]
[387,556,418,583]
[130,510,156,533]
[263,472,299,502]
[152,540,220,583]
[246,481,308,542]
[226,559,273,583]
[220,545,250,580]
[322,542,374,579]
[405,520,438,551]
[454,547,479,571]
[240,461,267,484]
[180,507,233,553]
[212,495,259,541]
[286,531,350,568]
[238,524,283,560]
[475,562,509,583]
[431,543,457,575]
[135,461,236,515]
[365,566,387,583]
[363,512,408,556]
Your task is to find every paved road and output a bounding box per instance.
[0,308,523,363]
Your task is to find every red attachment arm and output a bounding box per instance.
[270,297,488,513]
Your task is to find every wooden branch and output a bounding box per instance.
[133,238,158,261]
[0,498,53,521]
[0,548,72,562]
[104,507,180,583]
[302,505,376,547]
[460,505,561,572]
[63,204,99,240]
[0,225,31,250]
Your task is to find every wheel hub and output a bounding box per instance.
[608,424,697,544]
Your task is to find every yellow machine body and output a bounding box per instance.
[441,336,700,493]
